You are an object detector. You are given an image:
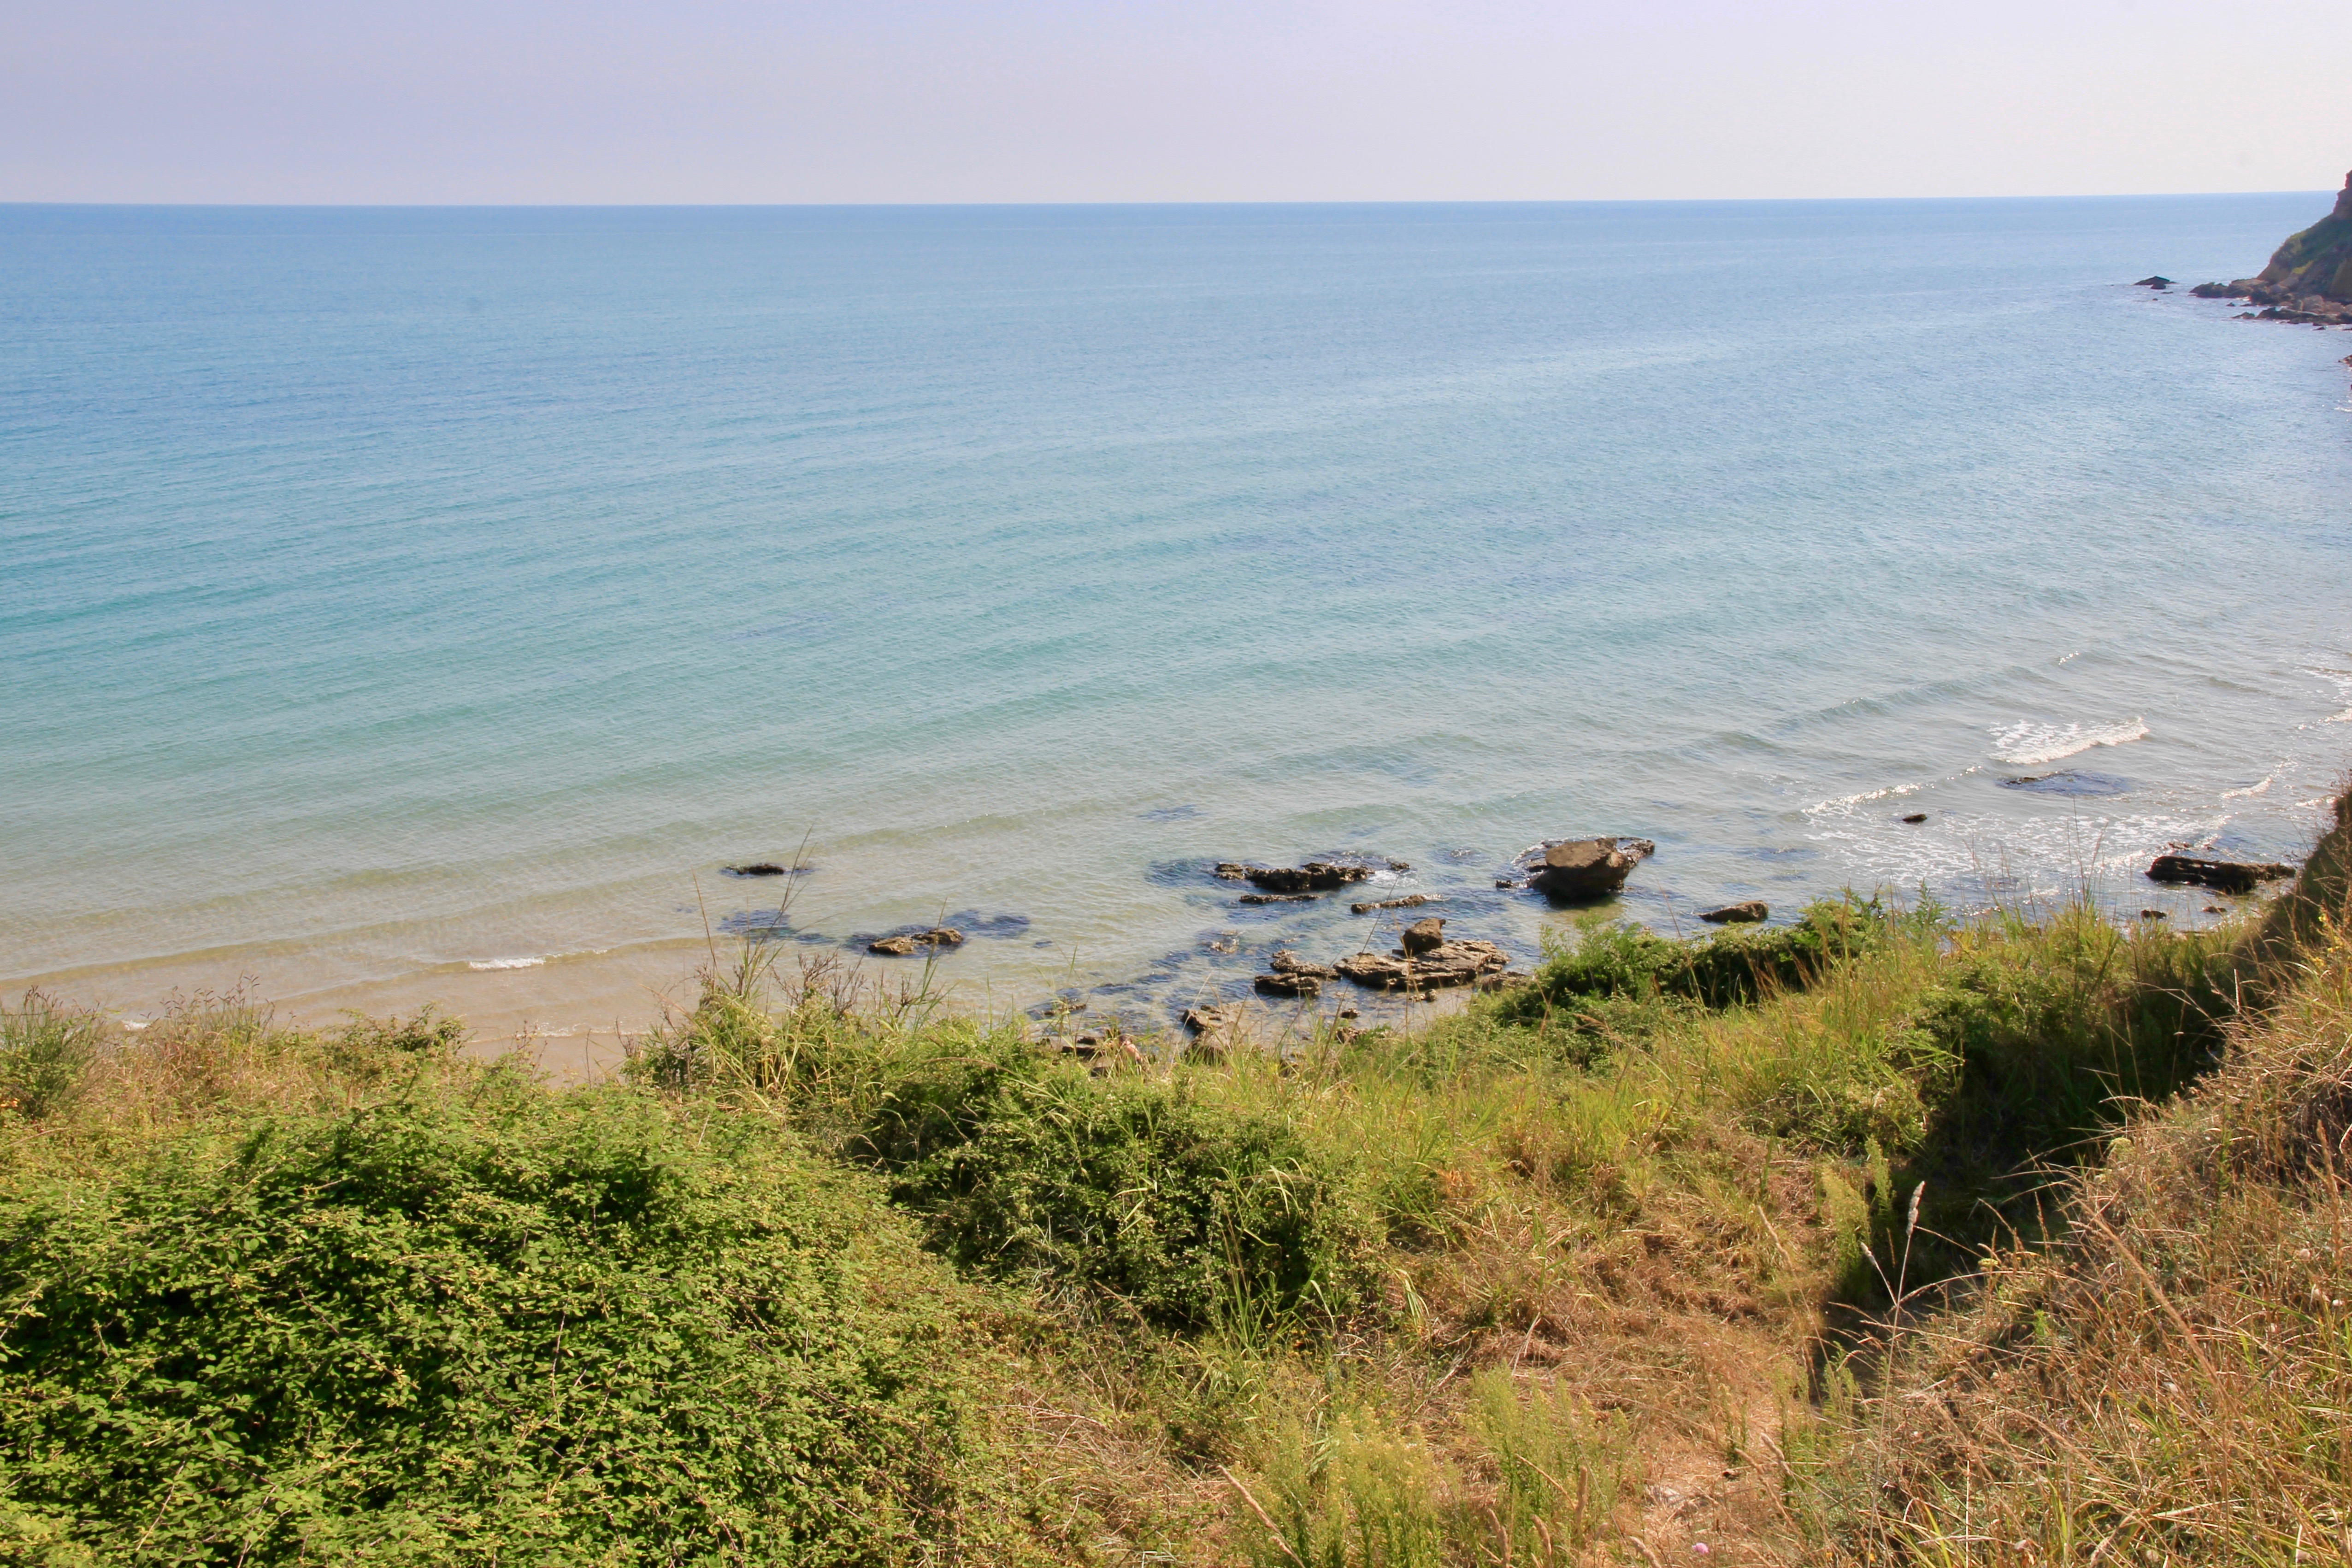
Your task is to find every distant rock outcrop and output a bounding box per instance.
[2190,171,2352,321]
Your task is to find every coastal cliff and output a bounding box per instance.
[2191,167,2352,320]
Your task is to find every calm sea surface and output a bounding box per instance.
[6,198,2350,1034]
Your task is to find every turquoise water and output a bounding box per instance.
[6,198,2351,1029]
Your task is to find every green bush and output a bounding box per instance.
[0,1067,968,1565]
[1497,898,1893,1027]
[848,1042,1373,1332]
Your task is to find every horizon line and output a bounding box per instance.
[0,189,2334,213]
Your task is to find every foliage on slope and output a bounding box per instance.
[1793,794,2352,1563]
[0,1000,975,1567]
[634,991,1379,1332]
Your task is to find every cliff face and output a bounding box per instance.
[2258,171,2352,299]
[2191,169,2352,318]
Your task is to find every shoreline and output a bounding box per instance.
[13,820,2299,1072]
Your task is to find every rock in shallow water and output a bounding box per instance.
[1254,972,1322,997]
[1698,901,1768,925]
[1226,861,1377,893]
[1352,893,1435,914]
[1336,939,1509,991]
[1401,917,1446,955]
[867,927,965,956]
[2146,854,2294,894]
[1181,1003,1245,1055]
[1520,837,1655,902]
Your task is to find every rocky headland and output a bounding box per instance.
[2181,168,2352,323]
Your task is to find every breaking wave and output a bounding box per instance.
[1990,717,2149,767]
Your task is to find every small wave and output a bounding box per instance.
[1804,765,1982,819]
[2221,776,2275,799]
[1990,717,2148,767]
[467,955,548,971]
[1814,780,1927,810]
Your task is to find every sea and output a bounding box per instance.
[6,197,2350,1046]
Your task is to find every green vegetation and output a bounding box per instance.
[0,1000,975,1565]
[6,799,2350,1562]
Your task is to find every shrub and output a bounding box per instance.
[0,994,102,1120]
[0,1067,968,1565]
[1497,898,1895,1028]
[849,1040,1374,1332]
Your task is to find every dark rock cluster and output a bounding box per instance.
[2146,854,2294,895]
[1214,860,1401,893]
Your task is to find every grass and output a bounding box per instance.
[6,799,2350,1562]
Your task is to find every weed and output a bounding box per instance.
[0,992,102,1119]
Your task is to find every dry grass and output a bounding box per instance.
[1783,805,2352,1565]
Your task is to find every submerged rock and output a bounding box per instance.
[1238,891,1317,905]
[867,927,965,956]
[1698,901,1768,925]
[2146,854,2294,894]
[725,862,790,877]
[1519,837,1656,902]
[1352,893,1436,914]
[1901,812,1928,825]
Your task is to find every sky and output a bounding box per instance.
[5,0,2351,205]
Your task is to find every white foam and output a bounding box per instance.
[1804,765,1984,819]
[467,955,548,972]
[1990,717,2148,767]
[1812,780,1927,811]
[2301,667,2352,724]
[2221,776,2274,799]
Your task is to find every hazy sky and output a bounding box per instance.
[6,0,2350,204]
